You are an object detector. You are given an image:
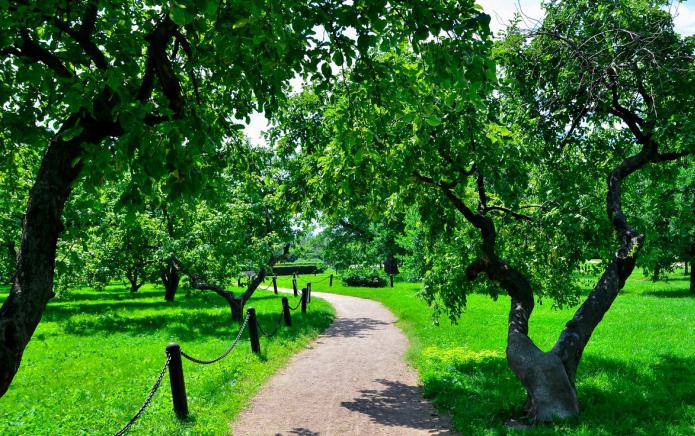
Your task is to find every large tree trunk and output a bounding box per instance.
[0,110,119,397]
[690,257,694,294]
[471,256,580,422]
[162,258,180,302]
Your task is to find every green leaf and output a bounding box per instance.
[425,115,442,126]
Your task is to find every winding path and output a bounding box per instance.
[231,288,452,435]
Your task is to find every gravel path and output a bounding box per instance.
[231,288,452,435]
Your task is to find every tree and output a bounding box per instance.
[0,0,482,396]
[272,0,693,424]
[318,210,406,274]
[631,162,694,290]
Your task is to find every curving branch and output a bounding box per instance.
[9,31,74,78]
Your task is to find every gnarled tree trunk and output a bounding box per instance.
[424,134,673,423]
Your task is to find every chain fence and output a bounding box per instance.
[257,312,284,338]
[113,287,314,434]
[114,354,171,436]
[181,313,250,365]
[288,298,302,311]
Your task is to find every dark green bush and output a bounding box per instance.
[342,266,389,288]
[273,262,326,276]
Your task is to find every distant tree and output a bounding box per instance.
[319,209,405,274]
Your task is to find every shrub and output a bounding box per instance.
[273,262,326,276]
[342,266,389,288]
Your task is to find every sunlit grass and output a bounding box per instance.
[0,283,334,435]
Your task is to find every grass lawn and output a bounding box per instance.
[0,284,334,435]
[278,270,695,435]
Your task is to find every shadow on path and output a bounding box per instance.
[341,379,452,434]
[319,317,390,339]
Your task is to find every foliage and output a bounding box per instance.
[342,266,389,288]
[0,285,334,434]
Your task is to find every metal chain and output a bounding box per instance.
[181,313,250,365]
[114,355,171,436]
[289,298,302,311]
[257,312,284,338]
[313,275,330,284]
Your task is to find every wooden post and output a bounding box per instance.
[247,307,261,353]
[306,282,311,303]
[237,277,241,287]
[282,297,292,326]
[330,274,333,287]
[292,277,298,296]
[272,275,278,294]
[301,288,307,313]
[390,274,394,288]
[166,343,188,419]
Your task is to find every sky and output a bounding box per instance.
[243,0,695,146]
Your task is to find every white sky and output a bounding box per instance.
[244,0,695,146]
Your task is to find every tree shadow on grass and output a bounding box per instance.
[421,353,695,434]
[641,289,694,299]
[41,290,323,343]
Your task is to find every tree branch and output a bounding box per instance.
[12,31,73,78]
[483,205,533,221]
[51,15,107,69]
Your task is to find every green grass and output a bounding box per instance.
[279,270,695,435]
[0,283,334,435]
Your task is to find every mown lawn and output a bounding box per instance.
[0,284,334,435]
[279,270,695,435]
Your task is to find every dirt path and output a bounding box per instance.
[231,288,452,435]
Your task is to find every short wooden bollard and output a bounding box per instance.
[329,274,333,287]
[247,307,261,353]
[281,297,292,326]
[272,275,278,294]
[390,274,394,288]
[301,288,307,313]
[292,277,298,296]
[166,343,189,419]
[306,282,312,303]
[237,277,241,287]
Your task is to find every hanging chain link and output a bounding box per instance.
[257,311,284,338]
[289,298,302,311]
[181,312,250,365]
[114,355,171,436]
